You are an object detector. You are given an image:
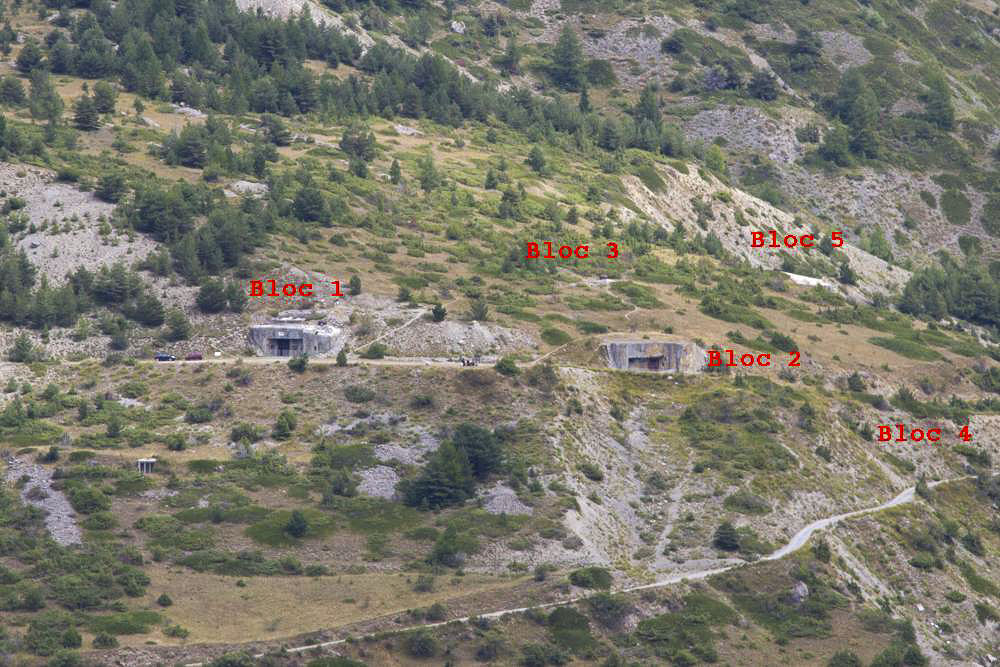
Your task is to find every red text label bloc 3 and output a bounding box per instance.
[525,241,619,259]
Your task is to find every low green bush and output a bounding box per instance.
[548,606,596,654]
[343,385,375,403]
[723,490,771,515]
[85,611,161,636]
[940,189,971,225]
[541,327,572,345]
[568,566,612,590]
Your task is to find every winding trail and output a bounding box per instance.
[183,474,979,665]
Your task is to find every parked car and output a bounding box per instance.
[185,353,203,361]
[154,353,176,361]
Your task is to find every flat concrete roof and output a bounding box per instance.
[250,323,340,335]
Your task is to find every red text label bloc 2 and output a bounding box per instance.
[708,349,801,367]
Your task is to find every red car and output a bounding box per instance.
[185,353,203,361]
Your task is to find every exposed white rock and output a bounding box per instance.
[357,465,399,499]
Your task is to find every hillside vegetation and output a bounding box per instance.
[0,0,997,665]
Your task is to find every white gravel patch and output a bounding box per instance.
[394,124,423,136]
[5,457,82,546]
[224,180,269,198]
[357,465,399,499]
[384,320,536,357]
[818,30,873,71]
[374,443,426,465]
[234,0,374,47]
[0,164,153,285]
[171,103,206,118]
[141,488,178,501]
[481,482,533,516]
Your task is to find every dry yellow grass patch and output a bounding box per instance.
[133,564,521,645]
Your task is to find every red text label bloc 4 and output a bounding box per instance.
[877,424,973,443]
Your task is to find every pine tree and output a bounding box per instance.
[819,123,852,167]
[527,146,546,173]
[326,467,358,499]
[73,95,100,131]
[469,298,489,321]
[634,84,660,126]
[92,81,117,114]
[120,33,165,98]
[705,144,727,174]
[285,510,309,538]
[106,414,123,438]
[389,158,402,185]
[29,72,64,137]
[48,38,74,74]
[748,69,779,101]
[339,121,376,161]
[0,76,25,105]
[272,409,297,439]
[7,333,37,362]
[837,70,879,158]
[15,38,44,73]
[293,186,329,223]
[417,153,439,193]
[262,113,291,146]
[497,37,521,75]
[432,303,447,322]
[452,423,501,480]
[336,348,348,366]
[132,292,165,327]
[713,521,740,551]
[348,274,361,295]
[923,69,955,130]
[838,262,858,285]
[402,441,475,509]
[551,25,584,90]
[567,206,579,225]
[196,280,228,313]
[484,168,498,190]
[790,29,822,73]
[847,372,865,392]
[96,172,127,203]
[578,82,591,112]
[225,281,247,313]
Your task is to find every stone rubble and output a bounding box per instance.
[4,457,82,546]
[481,482,533,516]
[357,465,400,499]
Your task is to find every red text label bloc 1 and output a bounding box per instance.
[750,230,843,249]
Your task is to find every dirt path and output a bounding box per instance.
[354,306,431,352]
[181,474,980,666]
